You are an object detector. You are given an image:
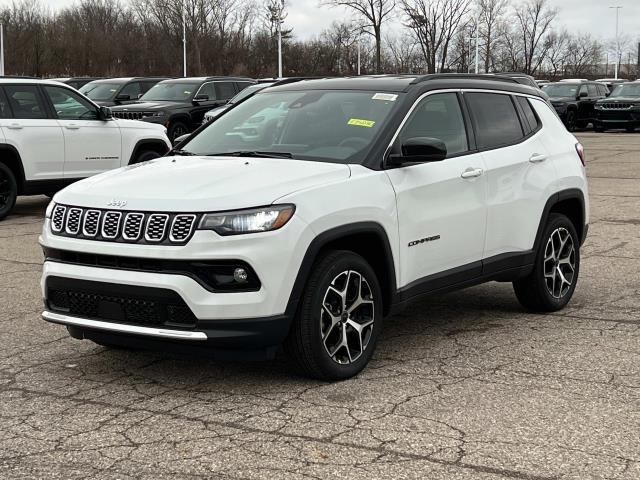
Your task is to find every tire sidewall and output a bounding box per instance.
[0,163,17,220]
[168,122,189,142]
[302,252,383,380]
[534,214,581,310]
[134,150,161,164]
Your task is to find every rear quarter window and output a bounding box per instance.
[465,92,523,149]
[516,96,541,133]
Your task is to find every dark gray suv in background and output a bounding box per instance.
[79,77,170,107]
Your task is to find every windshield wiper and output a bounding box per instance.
[205,151,293,159]
[171,149,196,156]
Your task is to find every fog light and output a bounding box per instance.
[233,267,248,284]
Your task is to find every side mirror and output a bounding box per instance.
[387,137,447,166]
[193,94,209,104]
[173,133,190,146]
[98,106,112,120]
[115,93,130,102]
[579,91,588,98]
[137,93,144,99]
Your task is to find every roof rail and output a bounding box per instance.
[410,73,520,85]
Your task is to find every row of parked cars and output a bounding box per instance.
[540,79,640,132]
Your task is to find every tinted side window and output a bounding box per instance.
[119,82,142,99]
[399,92,468,157]
[197,82,216,100]
[516,96,540,133]
[0,88,12,118]
[215,82,236,101]
[236,82,253,92]
[579,85,588,96]
[44,86,98,120]
[5,85,47,119]
[587,84,598,97]
[466,93,523,149]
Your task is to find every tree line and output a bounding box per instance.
[0,0,637,79]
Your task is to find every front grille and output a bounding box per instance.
[50,205,199,245]
[47,277,197,328]
[113,111,146,120]
[600,103,632,110]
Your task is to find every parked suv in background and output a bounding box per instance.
[202,82,275,124]
[110,77,256,141]
[41,75,588,380]
[594,81,640,132]
[0,79,171,220]
[543,80,607,131]
[52,77,105,90]
[79,77,170,107]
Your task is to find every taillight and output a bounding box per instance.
[575,143,586,166]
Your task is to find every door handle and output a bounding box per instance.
[529,153,547,163]
[65,124,80,130]
[460,168,483,179]
[6,123,23,130]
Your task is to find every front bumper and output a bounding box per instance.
[594,109,640,125]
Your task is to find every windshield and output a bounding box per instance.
[542,84,580,98]
[80,83,121,101]
[182,90,401,164]
[140,82,200,102]
[229,84,271,105]
[609,83,640,98]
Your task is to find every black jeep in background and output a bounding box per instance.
[594,81,640,132]
[79,77,170,107]
[542,80,608,131]
[109,76,255,142]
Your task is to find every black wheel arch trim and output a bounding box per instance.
[284,222,397,319]
[128,139,171,164]
[533,188,587,251]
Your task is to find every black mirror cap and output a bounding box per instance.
[98,106,112,120]
[193,94,209,103]
[115,93,130,101]
[390,137,447,165]
[173,133,190,146]
[579,91,588,98]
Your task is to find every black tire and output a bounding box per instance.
[0,163,17,221]
[626,125,636,133]
[594,123,605,133]
[513,213,580,313]
[565,110,577,132]
[132,149,161,164]
[284,250,383,381]
[575,120,588,130]
[168,121,190,143]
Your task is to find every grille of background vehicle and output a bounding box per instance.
[51,204,199,245]
[600,103,632,110]
[112,111,150,120]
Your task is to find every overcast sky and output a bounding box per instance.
[19,0,640,43]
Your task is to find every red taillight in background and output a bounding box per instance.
[575,143,586,166]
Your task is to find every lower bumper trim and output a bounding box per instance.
[42,310,208,341]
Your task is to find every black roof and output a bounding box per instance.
[160,76,255,84]
[268,74,545,98]
[86,77,172,84]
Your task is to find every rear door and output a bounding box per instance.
[385,91,488,290]
[465,92,556,266]
[0,84,65,181]
[43,85,122,179]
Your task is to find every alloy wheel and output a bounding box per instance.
[171,125,188,141]
[320,270,375,364]
[543,227,576,299]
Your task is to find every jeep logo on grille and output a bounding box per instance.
[107,199,127,208]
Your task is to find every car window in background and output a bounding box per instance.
[399,93,468,156]
[587,84,598,97]
[215,82,236,101]
[80,83,120,101]
[119,82,142,99]
[609,84,640,98]
[4,85,47,119]
[184,90,401,164]
[229,84,271,105]
[196,82,216,99]
[466,92,523,149]
[45,86,98,120]
[0,88,12,118]
[141,82,200,102]
[542,84,579,98]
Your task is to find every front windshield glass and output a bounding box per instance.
[230,84,271,104]
[609,83,640,98]
[542,84,580,97]
[182,90,401,164]
[140,82,199,102]
[80,83,121,101]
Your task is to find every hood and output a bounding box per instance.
[596,97,640,104]
[93,100,116,107]
[550,96,576,103]
[112,118,167,132]
[110,101,187,111]
[55,156,351,212]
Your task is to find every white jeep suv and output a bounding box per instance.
[0,79,171,220]
[40,75,589,380]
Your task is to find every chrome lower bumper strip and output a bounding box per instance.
[42,311,208,341]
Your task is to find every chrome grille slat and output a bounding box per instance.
[600,103,632,110]
[170,215,197,242]
[123,213,145,241]
[51,205,66,232]
[65,208,82,235]
[145,214,169,242]
[82,210,101,237]
[102,211,122,239]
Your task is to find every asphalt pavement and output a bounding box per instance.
[1,132,639,479]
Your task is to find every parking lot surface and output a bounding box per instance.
[1,132,639,480]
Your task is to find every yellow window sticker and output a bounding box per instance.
[348,118,376,128]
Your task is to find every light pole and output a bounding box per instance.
[270,0,285,78]
[182,0,187,77]
[0,25,4,77]
[610,6,622,80]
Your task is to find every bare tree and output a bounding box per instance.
[564,33,602,77]
[544,29,569,79]
[323,0,395,73]
[402,0,472,74]
[513,0,557,75]
[477,0,506,72]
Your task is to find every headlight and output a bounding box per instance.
[198,205,295,236]
[45,201,55,219]
[594,104,602,110]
